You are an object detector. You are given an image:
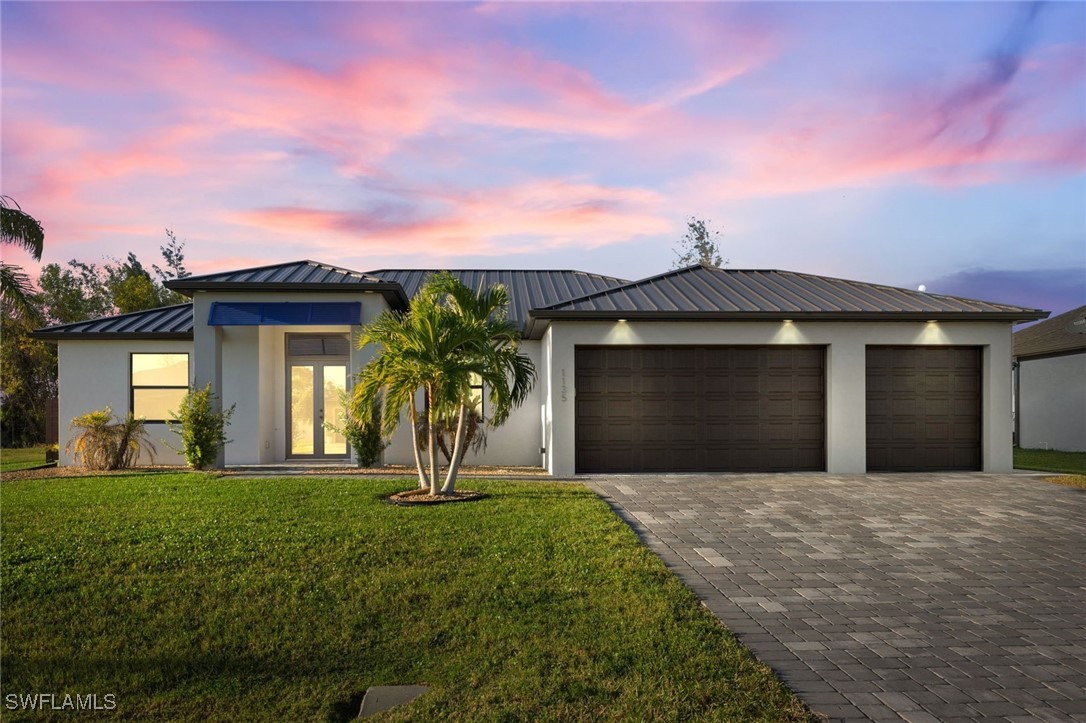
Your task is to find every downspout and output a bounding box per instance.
[1012,359,1020,448]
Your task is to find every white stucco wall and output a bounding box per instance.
[57,339,193,466]
[541,319,1015,476]
[191,290,390,465]
[1017,352,1086,452]
[382,340,544,468]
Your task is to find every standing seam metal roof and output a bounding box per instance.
[533,264,1047,317]
[32,303,195,339]
[366,269,630,329]
[168,260,388,287]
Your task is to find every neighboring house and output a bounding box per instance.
[1013,304,1086,453]
[34,260,1046,475]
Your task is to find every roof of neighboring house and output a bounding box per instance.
[524,264,1048,336]
[1014,304,1086,359]
[32,303,195,340]
[166,260,409,308]
[367,269,630,330]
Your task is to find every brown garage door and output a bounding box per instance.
[866,346,981,471]
[575,346,824,473]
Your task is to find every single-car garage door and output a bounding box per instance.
[866,346,981,471]
[575,346,824,473]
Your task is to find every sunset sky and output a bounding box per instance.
[3,1,1084,315]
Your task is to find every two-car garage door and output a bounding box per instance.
[575,346,825,473]
[574,345,982,473]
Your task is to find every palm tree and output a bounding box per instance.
[1,196,45,320]
[354,273,535,495]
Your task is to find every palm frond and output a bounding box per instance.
[0,196,44,260]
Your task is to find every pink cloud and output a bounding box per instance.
[229,179,670,260]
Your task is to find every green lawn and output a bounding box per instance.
[1014,447,1086,475]
[1,474,815,722]
[0,445,52,473]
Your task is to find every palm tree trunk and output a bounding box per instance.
[441,403,469,494]
[426,386,440,496]
[408,394,429,490]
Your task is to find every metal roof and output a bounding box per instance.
[1014,304,1086,358]
[367,269,630,330]
[166,260,409,307]
[525,264,1048,336]
[32,303,194,340]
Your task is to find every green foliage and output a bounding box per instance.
[0,196,45,321]
[355,272,535,494]
[0,312,57,447]
[153,228,191,306]
[672,216,727,269]
[66,407,155,470]
[1,475,817,721]
[0,444,51,473]
[1014,447,1086,475]
[167,384,235,470]
[37,259,114,323]
[325,389,386,467]
[37,230,190,323]
[416,408,487,463]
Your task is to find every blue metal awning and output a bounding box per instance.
[208,302,362,326]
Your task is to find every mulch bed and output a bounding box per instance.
[1,465,195,482]
[387,488,486,505]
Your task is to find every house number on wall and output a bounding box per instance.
[561,369,568,402]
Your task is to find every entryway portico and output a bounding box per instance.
[181,262,409,467]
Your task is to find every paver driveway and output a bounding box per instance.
[590,473,1086,722]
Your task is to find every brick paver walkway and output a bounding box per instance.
[590,474,1086,722]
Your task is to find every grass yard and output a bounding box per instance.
[0,445,51,473]
[1,474,815,722]
[1014,447,1086,475]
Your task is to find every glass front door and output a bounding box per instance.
[288,360,348,458]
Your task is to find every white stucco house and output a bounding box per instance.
[34,260,1047,475]
[1013,304,1086,453]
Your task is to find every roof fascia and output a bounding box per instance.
[524,309,1051,339]
[32,331,194,342]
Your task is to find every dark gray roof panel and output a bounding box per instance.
[534,265,1047,318]
[33,303,194,340]
[367,269,630,329]
[1014,304,1086,358]
[170,260,387,287]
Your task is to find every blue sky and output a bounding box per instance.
[2,1,1083,314]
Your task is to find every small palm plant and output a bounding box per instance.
[66,407,155,470]
[354,273,534,495]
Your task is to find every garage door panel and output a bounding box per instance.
[576,346,825,473]
[866,346,981,472]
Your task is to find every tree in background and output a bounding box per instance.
[37,229,190,323]
[672,216,727,269]
[1,196,45,321]
[2,229,191,446]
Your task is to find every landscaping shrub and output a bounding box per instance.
[66,407,154,470]
[326,389,386,466]
[168,384,234,470]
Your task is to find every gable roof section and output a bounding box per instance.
[367,269,629,330]
[1014,304,1086,359]
[166,260,409,308]
[525,264,1048,336]
[32,303,194,340]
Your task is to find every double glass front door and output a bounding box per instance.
[287,335,350,458]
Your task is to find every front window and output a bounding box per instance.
[131,353,189,422]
